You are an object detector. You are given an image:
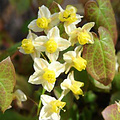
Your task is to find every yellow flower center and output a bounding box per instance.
[77,30,91,45]
[45,39,57,53]
[36,17,50,28]
[50,100,66,113]
[72,57,87,71]
[59,5,77,25]
[43,69,56,83]
[21,39,34,54]
[69,81,84,95]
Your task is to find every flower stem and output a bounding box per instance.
[37,88,46,116]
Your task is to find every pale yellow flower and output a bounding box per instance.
[58,4,83,29]
[28,58,65,92]
[14,89,27,107]
[60,71,84,100]
[65,22,95,46]
[34,26,71,61]
[39,95,66,120]
[19,30,40,60]
[63,46,87,73]
[28,5,59,33]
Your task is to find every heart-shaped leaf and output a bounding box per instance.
[0,57,16,112]
[83,27,115,85]
[85,0,117,45]
[102,104,120,120]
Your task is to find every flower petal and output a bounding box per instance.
[74,45,82,57]
[41,95,56,106]
[39,5,51,18]
[49,13,59,28]
[46,49,59,62]
[28,19,43,32]
[57,38,71,51]
[57,4,64,12]
[67,71,74,81]
[28,71,44,84]
[39,105,53,120]
[14,89,27,102]
[51,113,60,120]
[42,81,55,92]
[47,26,60,39]
[63,51,76,63]
[34,36,48,52]
[49,61,65,77]
[64,23,76,35]
[73,14,83,25]
[34,58,49,71]
[27,30,37,40]
[82,22,95,32]
[61,78,71,90]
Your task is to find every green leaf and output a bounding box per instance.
[83,27,115,85]
[110,92,120,104]
[85,0,117,45]
[0,42,21,61]
[0,110,37,120]
[102,104,120,120]
[10,0,30,14]
[0,57,16,112]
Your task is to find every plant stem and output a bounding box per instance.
[37,88,46,116]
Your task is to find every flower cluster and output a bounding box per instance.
[19,3,95,120]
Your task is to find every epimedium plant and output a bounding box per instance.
[0,0,119,120]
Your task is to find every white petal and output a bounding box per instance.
[28,71,44,84]
[64,23,76,35]
[39,105,53,120]
[34,58,49,71]
[41,95,56,106]
[65,63,72,74]
[57,38,71,51]
[47,26,60,39]
[49,61,65,77]
[74,45,82,57]
[46,50,59,62]
[82,22,95,32]
[42,81,55,92]
[51,113,60,120]
[34,36,48,52]
[73,14,83,25]
[57,4,64,12]
[67,71,74,81]
[49,13,59,28]
[27,30,38,40]
[19,47,26,54]
[61,78,71,90]
[63,51,76,63]
[39,5,51,18]
[28,19,43,32]
[30,50,40,60]
[88,32,94,44]
[14,89,27,102]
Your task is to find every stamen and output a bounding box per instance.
[77,30,91,45]
[43,69,56,83]
[21,39,34,54]
[36,17,50,28]
[72,57,87,71]
[45,38,57,53]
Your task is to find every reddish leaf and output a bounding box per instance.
[102,104,120,120]
[85,0,117,45]
[0,57,16,112]
[83,27,115,85]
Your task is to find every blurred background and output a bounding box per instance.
[0,0,120,120]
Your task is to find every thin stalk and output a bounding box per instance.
[37,88,46,116]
